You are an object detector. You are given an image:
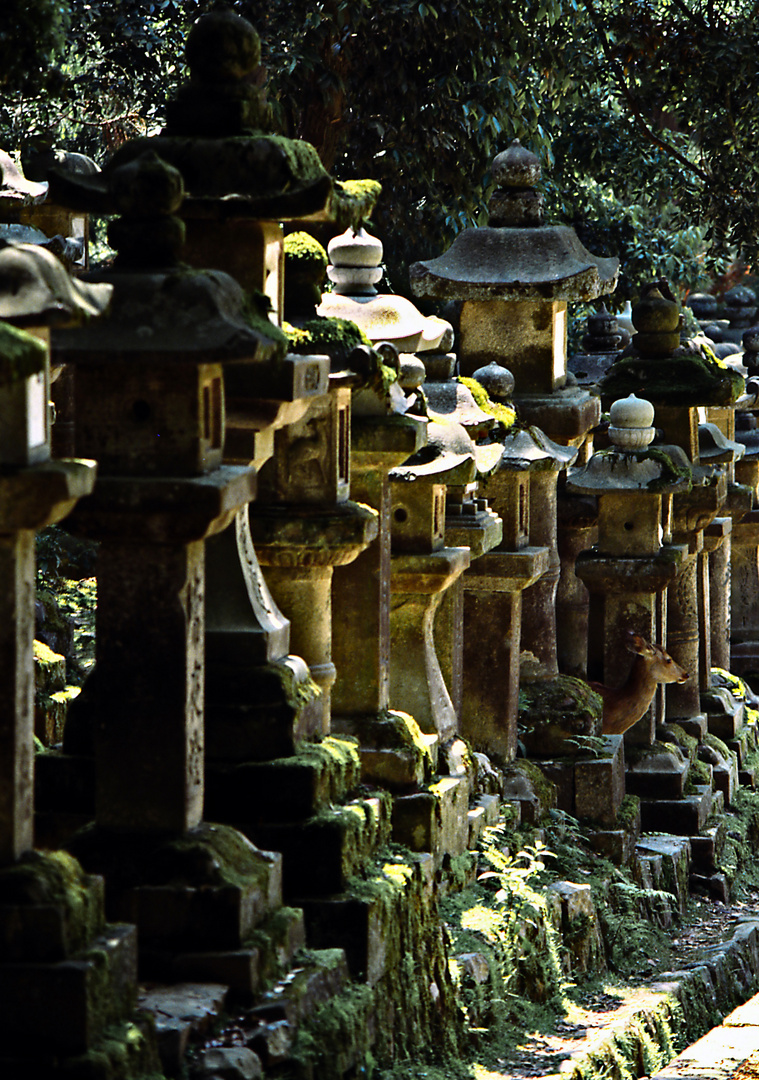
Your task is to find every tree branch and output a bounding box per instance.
[668,0,706,28]
[581,0,711,184]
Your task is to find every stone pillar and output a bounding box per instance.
[250,386,379,732]
[52,154,290,989]
[556,489,597,678]
[331,413,426,722]
[705,518,732,671]
[388,448,472,742]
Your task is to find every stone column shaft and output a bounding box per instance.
[95,541,205,833]
[666,548,702,720]
[705,519,732,671]
[332,467,391,718]
[390,548,470,741]
[263,564,334,729]
[520,470,560,679]
[0,531,35,862]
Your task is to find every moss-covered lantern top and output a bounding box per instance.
[53,153,293,477]
[49,10,379,230]
[408,140,619,303]
[601,281,745,407]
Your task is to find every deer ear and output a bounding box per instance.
[626,631,645,653]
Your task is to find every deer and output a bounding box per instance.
[588,631,689,735]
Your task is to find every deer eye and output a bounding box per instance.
[666,658,673,665]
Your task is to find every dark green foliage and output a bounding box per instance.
[4,2,759,300]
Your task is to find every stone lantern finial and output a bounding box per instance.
[107,152,185,268]
[166,8,269,137]
[608,394,656,451]
[630,283,682,358]
[489,139,544,228]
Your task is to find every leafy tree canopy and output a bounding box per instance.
[2,0,759,302]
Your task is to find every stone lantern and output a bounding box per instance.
[409,138,617,449]
[49,9,380,765]
[409,138,617,685]
[51,154,295,991]
[568,395,689,743]
[601,283,743,742]
[568,304,626,391]
[0,244,165,1073]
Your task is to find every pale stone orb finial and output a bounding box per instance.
[608,393,655,450]
[327,226,383,295]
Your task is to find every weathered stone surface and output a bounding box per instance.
[574,734,625,827]
[193,1046,263,1079]
[546,880,606,976]
[139,981,228,1073]
[0,923,136,1054]
[635,834,691,910]
[640,789,712,837]
[0,849,104,962]
[205,736,361,821]
[625,742,689,799]
[392,776,469,866]
[249,793,392,898]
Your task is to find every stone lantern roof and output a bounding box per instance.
[601,281,745,407]
[409,139,619,303]
[49,10,379,230]
[0,240,111,328]
[0,150,47,206]
[568,394,691,496]
[52,153,283,365]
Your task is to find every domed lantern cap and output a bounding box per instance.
[0,241,111,327]
[492,139,542,188]
[409,139,618,303]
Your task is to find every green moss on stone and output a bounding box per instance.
[664,724,699,762]
[615,795,641,831]
[0,848,104,952]
[332,178,382,229]
[284,230,328,271]
[241,290,288,356]
[61,1017,163,1080]
[285,315,369,366]
[601,347,744,406]
[0,322,46,386]
[458,376,516,429]
[515,760,558,815]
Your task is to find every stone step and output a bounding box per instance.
[468,793,501,848]
[205,736,362,823]
[249,979,376,1078]
[139,981,229,1075]
[331,710,438,789]
[639,786,714,836]
[244,792,393,900]
[634,834,691,912]
[300,851,439,988]
[0,923,137,1055]
[156,905,306,997]
[249,947,350,1027]
[690,821,728,875]
[69,822,283,954]
[392,775,469,868]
